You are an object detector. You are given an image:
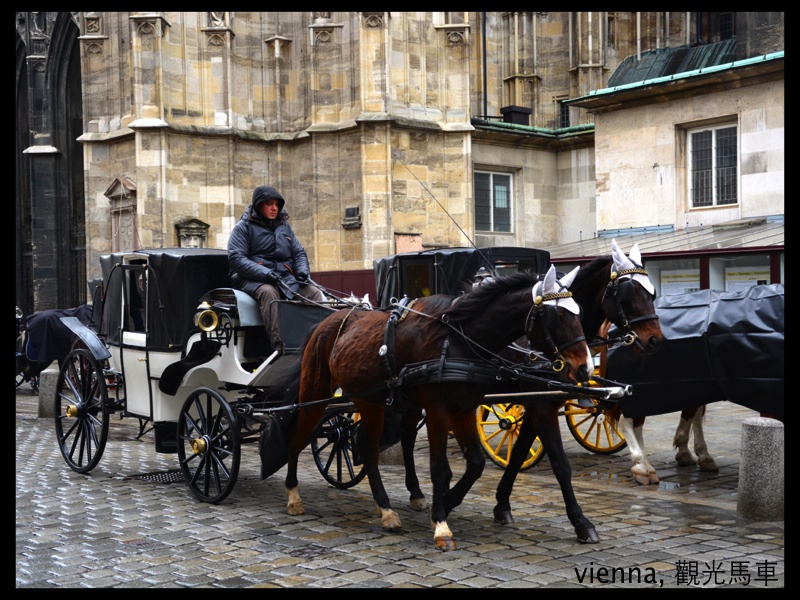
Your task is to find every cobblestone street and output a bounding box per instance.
[17,388,783,588]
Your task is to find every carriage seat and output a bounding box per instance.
[199,288,264,327]
[199,288,334,356]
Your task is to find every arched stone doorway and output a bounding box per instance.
[16,12,85,313]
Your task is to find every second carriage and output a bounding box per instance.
[374,247,631,472]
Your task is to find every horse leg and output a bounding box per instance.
[443,410,486,516]
[532,402,599,543]
[424,408,458,551]
[359,403,403,531]
[400,408,426,511]
[493,407,540,525]
[285,402,327,516]
[688,406,718,472]
[673,408,698,466]
[618,416,659,485]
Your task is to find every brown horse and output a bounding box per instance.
[490,239,664,536]
[282,266,594,551]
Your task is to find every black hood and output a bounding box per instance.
[251,185,286,213]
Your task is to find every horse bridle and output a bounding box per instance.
[604,267,659,348]
[526,289,586,373]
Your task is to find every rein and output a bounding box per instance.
[374,283,583,402]
[526,289,585,371]
[279,352,607,411]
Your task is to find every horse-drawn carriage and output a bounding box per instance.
[52,245,639,550]
[54,248,378,503]
[53,247,608,487]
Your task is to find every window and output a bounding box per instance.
[689,124,738,208]
[719,12,734,40]
[474,171,512,233]
[559,101,571,128]
[606,12,618,47]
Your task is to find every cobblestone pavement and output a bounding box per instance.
[17,386,783,588]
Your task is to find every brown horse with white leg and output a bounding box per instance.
[281,266,594,551]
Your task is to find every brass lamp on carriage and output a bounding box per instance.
[194,301,219,332]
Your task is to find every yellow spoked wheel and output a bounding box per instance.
[563,322,627,455]
[564,398,627,454]
[476,404,545,471]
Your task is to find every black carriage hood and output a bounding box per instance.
[373,246,551,309]
[99,248,231,352]
[607,284,784,419]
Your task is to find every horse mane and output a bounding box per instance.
[433,271,539,324]
[570,255,611,292]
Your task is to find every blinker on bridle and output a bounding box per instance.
[527,289,585,373]
[606,266,659,346]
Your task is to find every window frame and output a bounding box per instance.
[687,122,739,209]
[559,101,571,129]
[474,170,514,234]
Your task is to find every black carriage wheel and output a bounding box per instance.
[311,411,367,489]
[54,348,110,473]
[177,387,240,504]
[477,404,545,471]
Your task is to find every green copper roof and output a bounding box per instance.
[607,39,737,87]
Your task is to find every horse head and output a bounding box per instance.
[528,265,594,383]
[604,239,663,354]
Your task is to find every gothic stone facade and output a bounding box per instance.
[16,12,783,312]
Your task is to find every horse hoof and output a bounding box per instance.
[632,471,654,485]
[493,509,514,525]
[435,536,457,552]
[287,501,305,516]
[648,472,660,484]
[380,509,402,531]
[697,458,719,472]
[675,450,696,466]
[409,497,427,512]
[576,526,600,544]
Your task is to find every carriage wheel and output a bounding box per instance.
[177,387,240,504]
[54,348,110,473]
[564,330,627,455]
[476,404,545,470]
[564,398,627,454]
[311,411,367,489]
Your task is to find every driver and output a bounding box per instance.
[227,185,325,354]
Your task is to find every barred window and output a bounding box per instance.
[474,171,512,233]
[689,125,738,208]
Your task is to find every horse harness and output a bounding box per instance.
[278,292,625,414]
[374,290,585,407]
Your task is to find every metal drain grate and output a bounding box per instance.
[135,469,184,483]
[286,545,331,559]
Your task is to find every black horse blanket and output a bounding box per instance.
[24,304,96,367]
[606,284,784,419]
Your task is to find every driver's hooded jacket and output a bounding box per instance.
[227,185,311,300]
